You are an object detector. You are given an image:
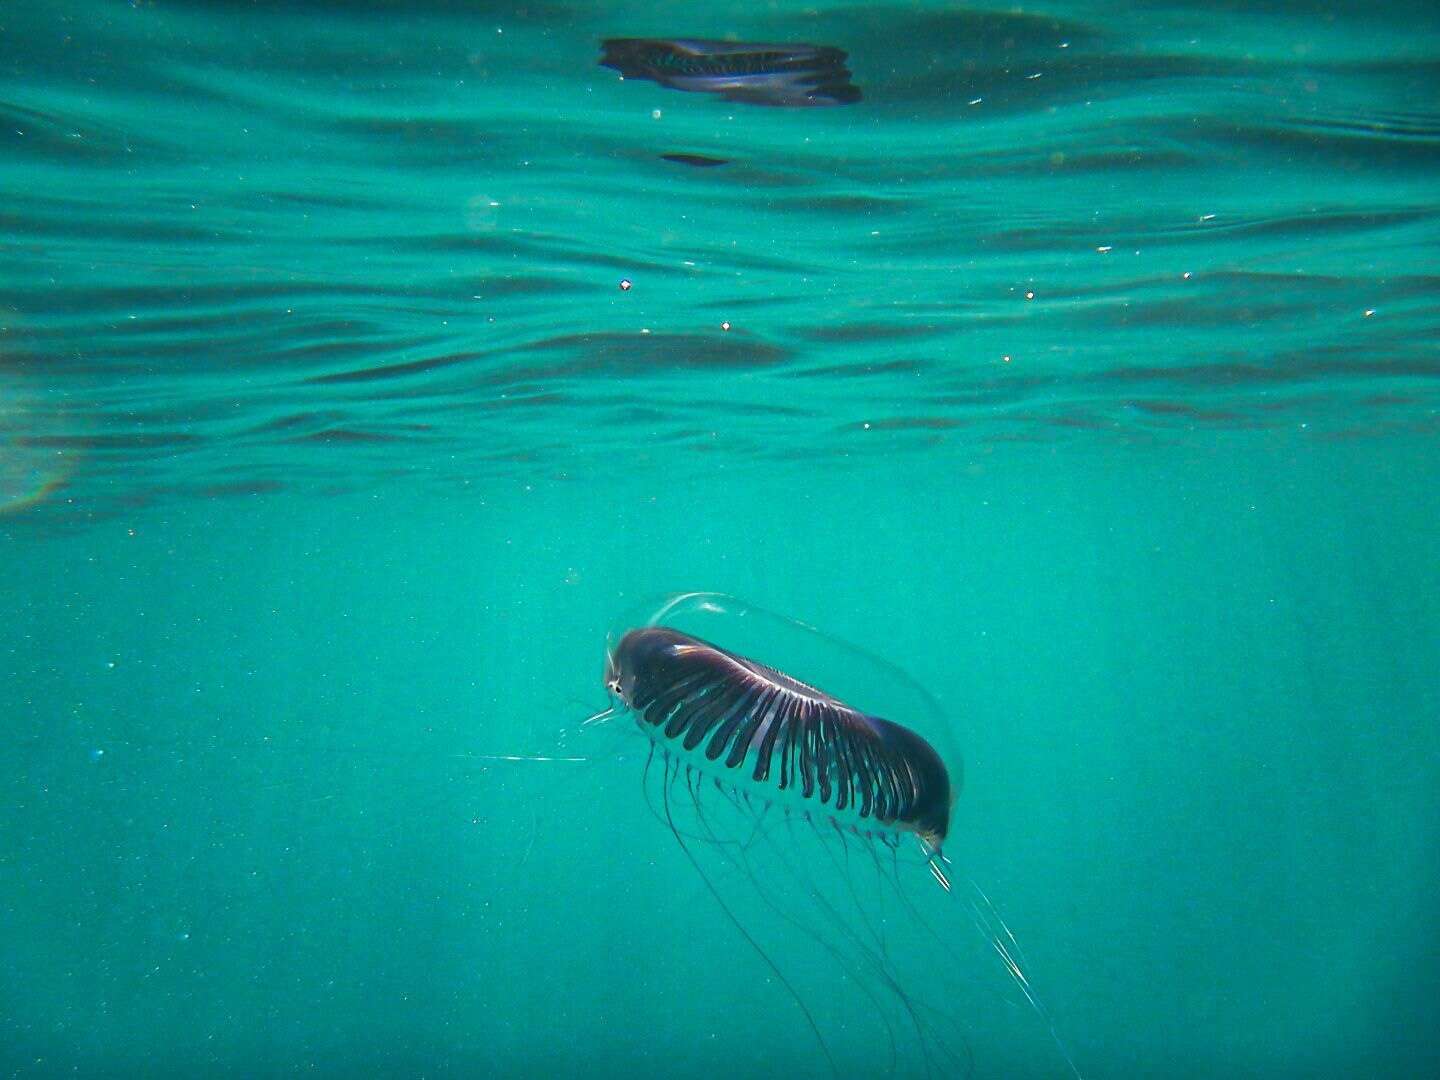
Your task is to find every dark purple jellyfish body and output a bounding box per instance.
[599,38,862,106]
[605,626,953,851]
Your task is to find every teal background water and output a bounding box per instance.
[4,1,1439,1077]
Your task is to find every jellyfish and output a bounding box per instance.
[599,38,862,107]
[585,592,1082,1078]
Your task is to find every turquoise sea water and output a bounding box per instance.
[4,1,1439,1077]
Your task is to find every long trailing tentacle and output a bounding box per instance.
[680,779,903,1078]
[769,814,962,1079]
[963,874,1082,1080]
[637,743,715,845]
[894,838,1083,1080]
[582,705,616,727]
[658,754,841,1080]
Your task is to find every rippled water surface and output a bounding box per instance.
[4,2,1439,1078]
[4,0,1437,514]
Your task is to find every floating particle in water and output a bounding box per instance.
[619,279,632,291]
[1025,291,1035,300]
[721,321,731,331]
[600,38,861,107]
[463,193,501,234]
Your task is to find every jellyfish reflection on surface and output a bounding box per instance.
[586,592,1082,1078]
[599,39,862,107]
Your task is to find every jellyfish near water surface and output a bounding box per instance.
[587,593,1081,1079]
